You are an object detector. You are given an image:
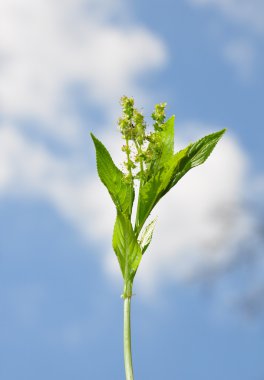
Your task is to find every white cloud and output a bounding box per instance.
[0,0,168,284]
[0,0,167,141]
[0,125,114,241]
[188,0,264,34]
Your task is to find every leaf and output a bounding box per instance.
[136,129,226,232]
[138,217,157,254]
[112,212,142,281]
[155,116,175,169]
[91,133,134,217]
[146,116,175,178]
[164,128,227,191]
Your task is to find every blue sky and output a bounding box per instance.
[0,1,264,379]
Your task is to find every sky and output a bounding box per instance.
[0,1,264,379]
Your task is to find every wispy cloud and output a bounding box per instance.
[188,0,264,34]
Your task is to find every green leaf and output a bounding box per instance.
[136,129,226,232]
[91,133,134,217]
[112,212,142,281]
[156,116,175,169]
[146,116,175,179]
[135,171,163,234]
[138,217,157,254]
[164,128,227,191]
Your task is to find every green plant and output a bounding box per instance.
[91,96,226,379]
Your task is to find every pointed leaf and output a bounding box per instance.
[136,129,226,232]
[91,133,134,216]
[165,128,227,191]
[112,212,142,281]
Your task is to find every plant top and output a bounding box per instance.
[91,96,226,298]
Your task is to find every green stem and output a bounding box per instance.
[124,296,134,380]
[134,140,144,180]
[125,137,133,179]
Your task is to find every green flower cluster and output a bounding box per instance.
[152,102,167,131]
[118,96,167,182]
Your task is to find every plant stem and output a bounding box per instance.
[124,296,134,380]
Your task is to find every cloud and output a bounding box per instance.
[0,0,167,142]
[0,0,168,281]
[188,0,264,35]
[187,0,263,80]
[0,0,167,261]
[0,0,263,303]
[0,125,114,240]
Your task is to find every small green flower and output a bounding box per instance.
[152,102,167,131]
[120,95,134,120]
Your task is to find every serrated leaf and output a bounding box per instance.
[91,133,134,217]
[138,217,157,254]
[136,129,226,232]
[112,212,142,281]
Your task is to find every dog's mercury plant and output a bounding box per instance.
[91,96,226,380]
